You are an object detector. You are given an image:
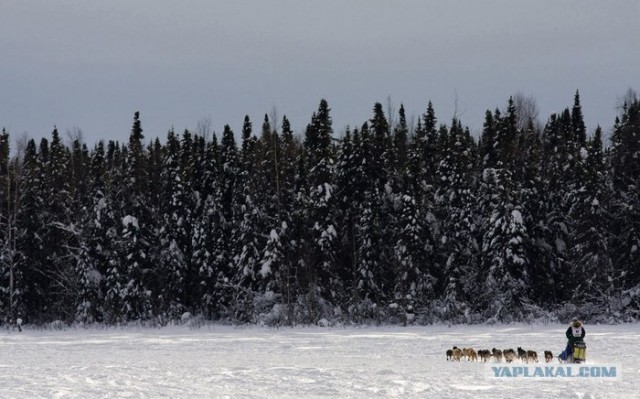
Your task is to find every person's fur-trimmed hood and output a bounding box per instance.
[571,319,582,328]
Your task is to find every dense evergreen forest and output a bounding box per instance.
[1,91,639,327]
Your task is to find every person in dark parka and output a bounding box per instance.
[559,318,586,361]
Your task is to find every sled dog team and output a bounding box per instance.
[446,319,587,364]
[446,346,554,363]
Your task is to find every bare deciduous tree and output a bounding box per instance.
[386,95,396,132]
[616,88,638,115]
[66,126,84,144]
[269,105,280,133]
[512,92,541,132]
[408,113,417,139]
[196,116,213,140]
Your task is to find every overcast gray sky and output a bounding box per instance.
[1,0,638,146]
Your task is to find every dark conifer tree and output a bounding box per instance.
[370,102,390,191]
[0,130,21,325]
[479,110,499,169]
[350,121,389,318]
[212,125,239,313]
[157,129,188,318]
[232,117,263,323]
[147,138,164,209]
[424,102,439,171]
[538,111,573,303]
[118,113,153,322]
[334,127,358,300]
[17,139,43,323]
[478,100,531,320]
[572,90,587,148]
[70,137,90,215]
[570,127,614,312]
[273,116,301,323]
[436,120,477,321]
[0,130,9,321]
[43,128,76,317]
[17,139,46,322]
[610,99,640,317]
[393,192,435,323]
[302,99,341,320]
[393,104,409,185]
[193,134,228,318]
[81,141,116,324]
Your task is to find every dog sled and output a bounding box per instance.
[563,341,587,364]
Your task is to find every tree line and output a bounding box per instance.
[1,91,639,327]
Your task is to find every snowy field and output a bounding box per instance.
[0,323,637,399]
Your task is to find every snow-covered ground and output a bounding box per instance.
[0,323,636,398]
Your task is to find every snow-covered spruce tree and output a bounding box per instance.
[350,122,390,321]
[368,103,398,307]
[261,115,301,325]
[186,134,211,314]
[252,116,281,294]
[69,137,99,321]
[125,112,148,211]
[163,129,196,318]
[211,125,240,316]
[41,128,76,320]
[74,241,99,325]
[410,100,440,206]
[290,150,314,323]
[570,91,588,186]
[251,114,295,324]
[354,192,384,320]
[610,99,640,318]
[193,135,228,319]
[300,99,341,322]
[16,139,45,323]
[119,215,152,321]
[178,131,196,290]
[370,103,390,192]
[393,192,436,324]
[569,127,615,316]
[479,169,530,322]
[0,130,22,325]
[479,100,530,321]
[478,110,499,171]
[435,119,478,322]
[392,104,409,188]
[189,134,206,205]
[550,93,590,300]
[118,113,153,322]
[0,130,10,322]
[232,192,263,323]
[146,138,164,213]
[77,141,116,324]
[69,137,91,217]
[104,241,125,324]
[554,96,588,298]
[258,222,287,325]
[537,110,574,304]
[278,116,303,325]
[410,118,426,203]
[403,116,440,317]
[102,141,127,324]
[156,129,188,320]
[512,120,547,312]
[70,141,109,324]
[230,117,265,323]
[334,128,362,318]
